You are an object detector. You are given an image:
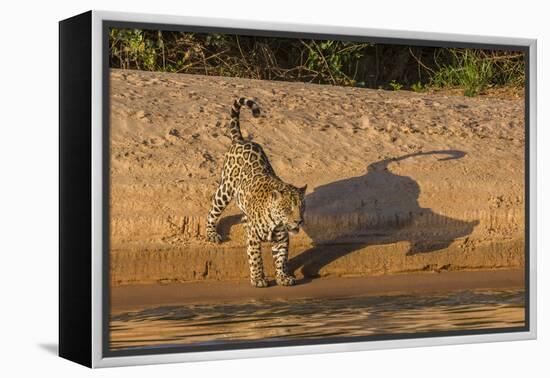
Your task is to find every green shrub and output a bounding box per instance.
[389,80,403,91]
[410,81,424,92]
[110,29,157,70]
[302,40,370,85]
[431,50,491,96]
[430,49,523,96]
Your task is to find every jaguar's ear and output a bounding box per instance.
[299,184,307,194]
[271,190,282,201]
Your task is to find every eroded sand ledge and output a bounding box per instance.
[109,69,525,286]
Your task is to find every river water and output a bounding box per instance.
[110,289,524,351]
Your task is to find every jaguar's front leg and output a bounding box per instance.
[246,237,268,288]
[271,232,296,286]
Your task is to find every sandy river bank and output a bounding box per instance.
[109,69,525,286]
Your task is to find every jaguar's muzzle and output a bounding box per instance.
[287,220,304,235]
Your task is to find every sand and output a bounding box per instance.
[111,269,525,313]
[109,69,525,286]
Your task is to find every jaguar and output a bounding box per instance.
[205,97,307,288]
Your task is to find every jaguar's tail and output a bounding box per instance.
[228,97,261,143]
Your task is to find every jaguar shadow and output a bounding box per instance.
[217,214,243,241]
[289,150,478,281]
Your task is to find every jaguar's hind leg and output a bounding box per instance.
[206,182,233,243]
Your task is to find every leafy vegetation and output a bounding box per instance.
[109,28,525,96]
[410,81,425,93]
[389,80,403,91]
[429,49,524,96]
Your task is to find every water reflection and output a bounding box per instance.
[110,289,524,351]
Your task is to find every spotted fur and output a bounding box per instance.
[206,98,306,288]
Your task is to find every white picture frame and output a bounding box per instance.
[59,10,537,368]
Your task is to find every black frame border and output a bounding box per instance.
[101,19,531,359]
[59,11,93,367]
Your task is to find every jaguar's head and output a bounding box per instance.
[270,184,307,235]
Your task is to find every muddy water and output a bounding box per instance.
[110,289,524,351]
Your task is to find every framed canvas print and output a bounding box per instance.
[59,10,537,368]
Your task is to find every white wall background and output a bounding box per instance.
[0,0,546,376]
